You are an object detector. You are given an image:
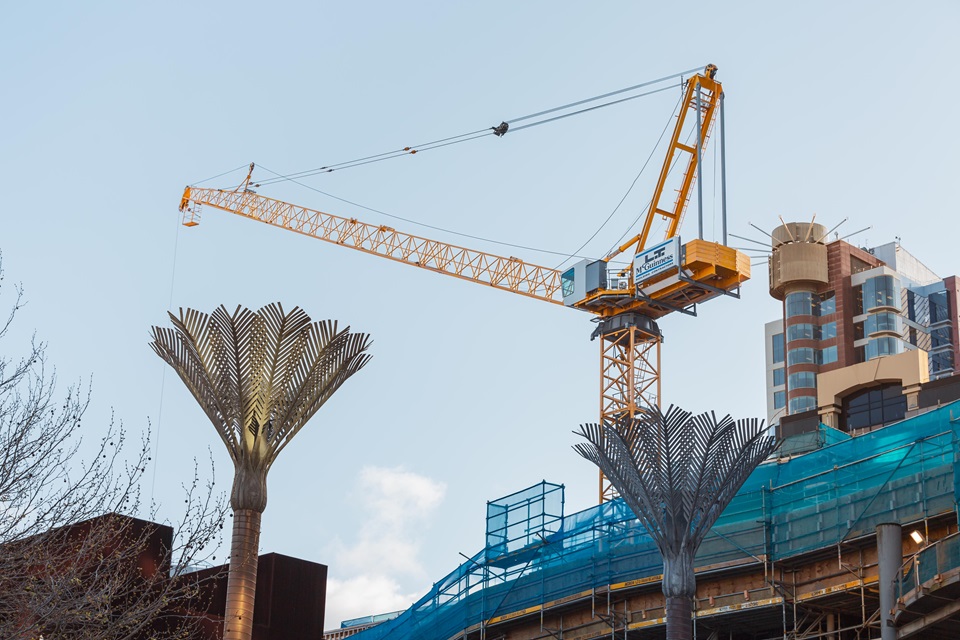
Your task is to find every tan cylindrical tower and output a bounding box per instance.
[769,222,829,416]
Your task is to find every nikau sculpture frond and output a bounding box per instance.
[575,405,776,639]
[151,304,371,490]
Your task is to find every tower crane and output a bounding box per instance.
[179,65,749,502]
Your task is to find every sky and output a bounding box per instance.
[2,0,959,628]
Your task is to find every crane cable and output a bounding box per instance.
[255,86,687,266]
[255,164,596,260]
[191,66,707,263]
[603,121,699,259]
[552,92,684,272]
[238,66,702,186]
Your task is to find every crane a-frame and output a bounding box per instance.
[179,65,749,502]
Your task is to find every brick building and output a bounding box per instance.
[763,221,960,434]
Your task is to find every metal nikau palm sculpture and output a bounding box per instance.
[150,303,372,640]
[574,405,776,640]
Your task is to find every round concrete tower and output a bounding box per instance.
[770,222,829,415]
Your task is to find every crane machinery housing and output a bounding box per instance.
[179,64,750,502]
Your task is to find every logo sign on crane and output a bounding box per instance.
[634,237,680,289]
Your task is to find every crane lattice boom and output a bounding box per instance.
[181,187,564,305]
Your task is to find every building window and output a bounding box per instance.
[786,292,817,318]
[929,291,950,324]
[773,390,786,409]
[931,326,952,349]
[865,336,901,360]
[789,395,817,413]
[931,350,955,374]
[772,367,785,387]
[817,345,838,365]
[821,321,837,340]
[788,371,816,389]
[819,293,836,316]
[788,347,815,365]
[561,268,576,298]
[772,333,785,363]
[863,275,900,312]
[787,323,815,342]
[865,312,901,335]
[842,384,906,430]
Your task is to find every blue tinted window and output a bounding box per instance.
[930,291,950,324]
[819,293,836,316]
[789,395,817,413]
[865,337,900,360]
[788,348,815,365]
[772,367,785,387]
[931,327,952,348]
[931,350,955,373]
[818,345,838,365]
[772,333,785,363]
[561,268,576,298]
[774,390,786,409]
[786,292,817,318]
[789,371,816,389]
[863,275,900,311]
[820,321,837,340]
[865,312,900,335]
[787,323,815,342]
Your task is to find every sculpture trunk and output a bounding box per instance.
[665,596,692,640]
[662,552,696,639]
[224,508,262,640]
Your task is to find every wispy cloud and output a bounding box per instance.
[324,466,446,628]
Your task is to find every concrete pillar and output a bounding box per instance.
[877,522,902,640]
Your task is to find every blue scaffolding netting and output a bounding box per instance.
[351,402,960,640]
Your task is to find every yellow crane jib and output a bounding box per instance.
[179,64,750,504]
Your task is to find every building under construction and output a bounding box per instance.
[326,225,960,640]
[325,398,958,640]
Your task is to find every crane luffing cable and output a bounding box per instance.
[553,92,685,272]
[237,66,701,186]
[255,164,596,260]
[255,89,692,267]
[190,65,711,263]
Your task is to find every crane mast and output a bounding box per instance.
[179,65,749,503]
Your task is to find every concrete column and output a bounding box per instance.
[877,522,902,640]
[826,613,836,640]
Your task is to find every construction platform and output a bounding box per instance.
[340,401,960,640]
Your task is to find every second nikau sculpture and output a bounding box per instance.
[574,405,776,640]
[151,303,372,640]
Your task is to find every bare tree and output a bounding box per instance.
[0,255,228,639]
